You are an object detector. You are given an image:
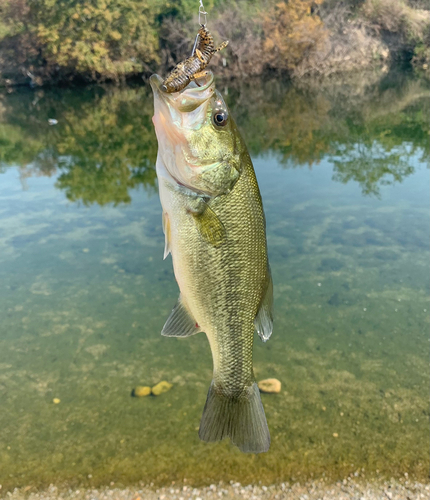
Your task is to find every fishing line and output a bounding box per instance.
[199,0,207,26]
[192,1,208,56]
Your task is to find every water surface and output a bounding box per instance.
[0,70,429,490]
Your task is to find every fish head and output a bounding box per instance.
[150,72,241,196]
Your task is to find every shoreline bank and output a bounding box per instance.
[1,1,429,88]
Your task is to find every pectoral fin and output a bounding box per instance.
[254,270,274,342]
[162,212,172,260]
[189,199,226,247]
[161,296,200,337]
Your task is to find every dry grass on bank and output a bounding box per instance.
[362,0,430,42]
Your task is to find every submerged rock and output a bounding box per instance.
[151,381,173,396]
[258,378,281,393]
[132,386,151,397]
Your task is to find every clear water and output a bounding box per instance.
[0,71,429,490]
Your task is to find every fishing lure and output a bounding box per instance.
[162,24,228,93]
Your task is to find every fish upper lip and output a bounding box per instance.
[149,74,164,96]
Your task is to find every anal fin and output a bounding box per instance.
[254,269,274,342]
[162,296,200,338]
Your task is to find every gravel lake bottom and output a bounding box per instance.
[3,479,430,500]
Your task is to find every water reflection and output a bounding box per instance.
[0,71,429,203]
[0,87,157,204]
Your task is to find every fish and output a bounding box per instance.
[150,71,273,453]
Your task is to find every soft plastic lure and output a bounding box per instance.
[162,25,228,93]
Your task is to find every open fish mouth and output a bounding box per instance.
[150,70,223,195]
[150,70,217,163]
[150,72,215,113]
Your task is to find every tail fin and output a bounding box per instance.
[198,381,270,453]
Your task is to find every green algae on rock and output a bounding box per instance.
[258,379,282,393]
[132,386,151,397]
[151,381,173,396]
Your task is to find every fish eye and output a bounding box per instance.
[212,110,228,127]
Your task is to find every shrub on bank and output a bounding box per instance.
[1,0,167,82]
[33,0,161,80]
[263,0,328,74]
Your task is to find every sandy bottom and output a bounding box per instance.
[3,480,429,500]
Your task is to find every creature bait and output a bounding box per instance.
[162,25,228,93]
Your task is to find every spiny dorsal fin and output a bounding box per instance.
[162,212,172,260]
[161,296,200,338]
[190,200,226,247]
[254,270,274,342]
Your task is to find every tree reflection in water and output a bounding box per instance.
[0,71,428,203]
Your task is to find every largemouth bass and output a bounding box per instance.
[150,71,273,453]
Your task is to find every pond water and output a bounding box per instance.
[0,70,429,491]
